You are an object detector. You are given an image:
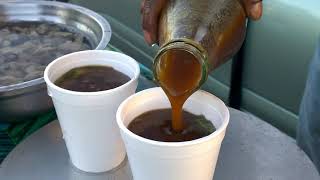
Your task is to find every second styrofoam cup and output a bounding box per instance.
[44,50,140,173]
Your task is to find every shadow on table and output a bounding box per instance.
[67,157,132,180]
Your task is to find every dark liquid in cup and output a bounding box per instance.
[128,109,215,142]
[157,50,202,132]
[55,66,130,92]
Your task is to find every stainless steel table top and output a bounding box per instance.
[0,109,319,180]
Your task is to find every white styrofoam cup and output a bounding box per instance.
[117,87,229,180]
[44,50,140,173]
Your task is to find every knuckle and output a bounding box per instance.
[143,0,152,13]
[142,19,153,30]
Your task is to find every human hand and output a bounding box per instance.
[241,0,263,20]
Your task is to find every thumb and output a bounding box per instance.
[243,0,263,20]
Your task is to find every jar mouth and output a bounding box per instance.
[153,39,209,91]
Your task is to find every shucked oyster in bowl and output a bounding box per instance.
[0,1,111,122]
[0,22,92,86]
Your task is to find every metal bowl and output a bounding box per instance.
[0,1,111,122]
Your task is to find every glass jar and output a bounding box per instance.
[154,0,247,91]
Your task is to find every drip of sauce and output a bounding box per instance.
[156,49,202,132]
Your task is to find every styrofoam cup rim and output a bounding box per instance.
[116,87,230,147]
[44,50,140,96]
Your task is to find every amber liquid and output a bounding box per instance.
[156,49,202,132]
[128,109,215,142]
[55,66,130,92]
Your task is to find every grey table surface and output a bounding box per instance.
[0,109,319,180]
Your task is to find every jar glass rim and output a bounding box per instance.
[153,40,209,91]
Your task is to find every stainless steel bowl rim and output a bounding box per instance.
[0,0,111,94]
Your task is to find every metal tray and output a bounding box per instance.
[0,0,111,122]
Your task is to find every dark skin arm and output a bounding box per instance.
[141,0,263,45]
